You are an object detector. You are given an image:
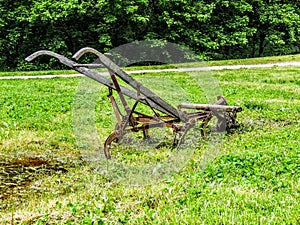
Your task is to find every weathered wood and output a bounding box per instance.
[178,103,242,112]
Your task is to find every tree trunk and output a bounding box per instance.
[258,33,266,57]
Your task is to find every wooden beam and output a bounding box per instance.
[178,103,242,112]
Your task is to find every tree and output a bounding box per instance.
[248,0,300,57]
[156,0,255,59]
[1,0,300,71]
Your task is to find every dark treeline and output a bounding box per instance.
[1,0,300,71]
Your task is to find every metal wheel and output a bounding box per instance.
[103,132,118,159]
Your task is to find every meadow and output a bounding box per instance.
[0,63,299,224]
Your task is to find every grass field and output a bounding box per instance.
[0,64,299,224]
[1,53,300,77]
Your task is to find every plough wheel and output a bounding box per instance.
[104,132,118,159]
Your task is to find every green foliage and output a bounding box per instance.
[247,0,300,57]
[0,0,300,71]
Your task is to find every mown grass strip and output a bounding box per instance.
[1,53,300,76]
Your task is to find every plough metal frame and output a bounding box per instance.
[26,47,242,159]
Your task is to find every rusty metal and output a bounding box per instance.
[26,47,242,159]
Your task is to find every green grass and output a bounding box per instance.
[125,52,300,68]
[0,70,79,77]
[1,53,300,77]
[205,53,300,66]
[0,66,299,224]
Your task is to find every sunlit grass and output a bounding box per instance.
[1,53,300,77]
[0,65,299,224]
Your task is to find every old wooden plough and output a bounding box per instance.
[26,47,242,159]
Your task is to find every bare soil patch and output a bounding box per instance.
[0,157,68,201]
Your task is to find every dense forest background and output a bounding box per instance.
[1,0,300,71]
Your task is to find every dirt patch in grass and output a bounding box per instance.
[0,157,68,202]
